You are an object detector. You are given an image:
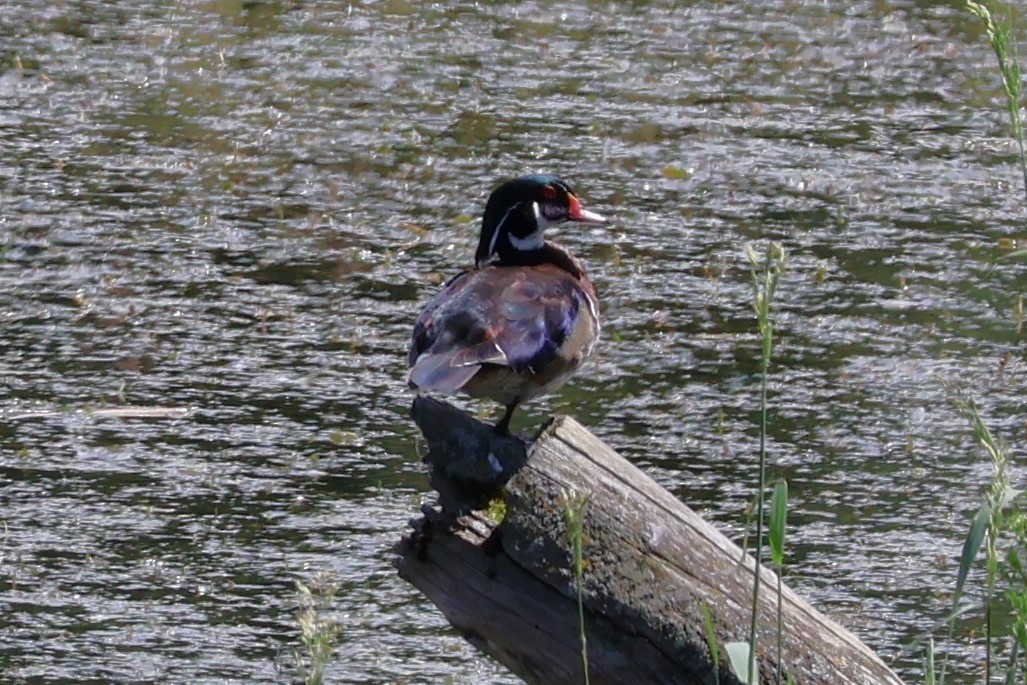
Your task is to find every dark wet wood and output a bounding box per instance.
[408,395,529,511]
[397,398,904,685]
[395,506,694,685]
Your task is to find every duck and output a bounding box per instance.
[407,174,608,435]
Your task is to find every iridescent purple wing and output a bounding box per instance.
[407,266,584,391]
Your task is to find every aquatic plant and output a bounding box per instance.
[965,0,1027,202]
[292,574,341,685]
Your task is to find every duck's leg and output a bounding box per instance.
[494,402,518,436]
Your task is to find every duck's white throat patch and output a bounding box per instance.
[507,202,547,251]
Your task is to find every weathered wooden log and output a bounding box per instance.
[396,397,904,685]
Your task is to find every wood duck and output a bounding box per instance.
[407,175,607,435]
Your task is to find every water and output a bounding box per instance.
[2,0,1025,682]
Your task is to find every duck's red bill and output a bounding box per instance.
[567,195,608,224]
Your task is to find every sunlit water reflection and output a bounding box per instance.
[2,0,1025,682]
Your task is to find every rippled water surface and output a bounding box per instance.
[2,0,1026,682]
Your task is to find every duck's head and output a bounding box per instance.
[475,174,607,268]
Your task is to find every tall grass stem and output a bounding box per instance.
[770,479,788,684]
[745,241,786,683]
[562,490,591,685]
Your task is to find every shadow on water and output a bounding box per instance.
[1,0,1026,682]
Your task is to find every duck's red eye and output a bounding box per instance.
[541,185,556,200]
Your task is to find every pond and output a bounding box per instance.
[2,0,1025,682]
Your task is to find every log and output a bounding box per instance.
[396,397,904,685]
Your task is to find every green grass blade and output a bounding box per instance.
[770,479,788,568]
[1009,548,1026,582]
[700,602,721,685]
[924,637,935,685]
[954,501,991,607]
